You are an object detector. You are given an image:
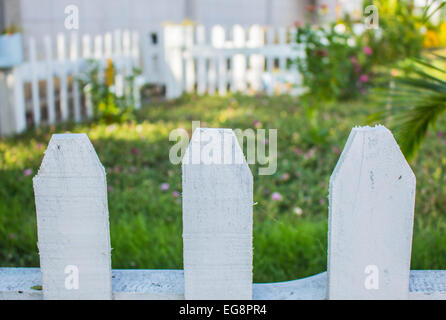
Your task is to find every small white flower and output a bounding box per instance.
[294,207,303,216]
[347,38,356,47]
[353,23,365,36]
[320,37,329,46]
[334,24,346,34]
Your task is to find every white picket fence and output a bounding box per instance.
[0,30,143,136]
[144,24,305,99]
[0,125,446,300]
[0,24,304,136]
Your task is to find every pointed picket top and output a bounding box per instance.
[248,25,263,47]
[34,134,105,180]
[33,134,112,300]
[211,25,226,48]
[233,24,246,48]
[182,128,253,300]
[328,125,416,300]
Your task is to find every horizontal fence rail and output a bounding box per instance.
[1,125,446,300]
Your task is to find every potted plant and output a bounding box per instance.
[0,25,23,68]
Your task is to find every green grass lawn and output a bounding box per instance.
[1,93,446,283]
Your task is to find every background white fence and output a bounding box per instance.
[1,125,446,300]
[144,24,305,99]
[0,24,304,136]
[0,30,143,136]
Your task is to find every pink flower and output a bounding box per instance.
[23,169,33,177]
[9,234,15,240]
[280,173,290,181]
[294,148,303,156]
[172,191,180,198]
[131,148,139,155]
[332,147,341,155]
[359,75,369,83]
[271,192,282,201]
[363,46,373,55]
[130,166,137,173]
[107,186,113,192]
[253,120,262,128]
[161,183,170,191]
[437,132,444,138]
[36,143,43,150]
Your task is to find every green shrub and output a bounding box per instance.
[78,59,141,123]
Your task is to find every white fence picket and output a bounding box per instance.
[122,30,132,73]
[182,128,253,300]
[0,68,26,135]
[29,37,41,125]
[248,25,265,92]
[196,25,207,95]
[57,33,69,121]
[327,125,416,299]
[114,30,122,58]
[94,35,104,60]
[232,25,247,93]
[82,34,92,58]
[263,28,273,95]
[44,36,56,124]
[70,33,82,122]
[213,25,227,96]
[33,134,112,300]
[104,32,113,59]
[183,25,196,93]
[12,68,27,133]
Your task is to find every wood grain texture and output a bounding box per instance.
[328,125,416,299]
[182,128,253,300]
[33,134,112,300]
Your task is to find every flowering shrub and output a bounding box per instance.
[295,1,432,100]
[78,59,141,123]
[362,1,425,66]
[296,23,374,100]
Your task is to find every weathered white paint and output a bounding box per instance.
[182,128,253,300]
[1,269,445,300]
[328,125,416,299]
[33,134,112,300]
